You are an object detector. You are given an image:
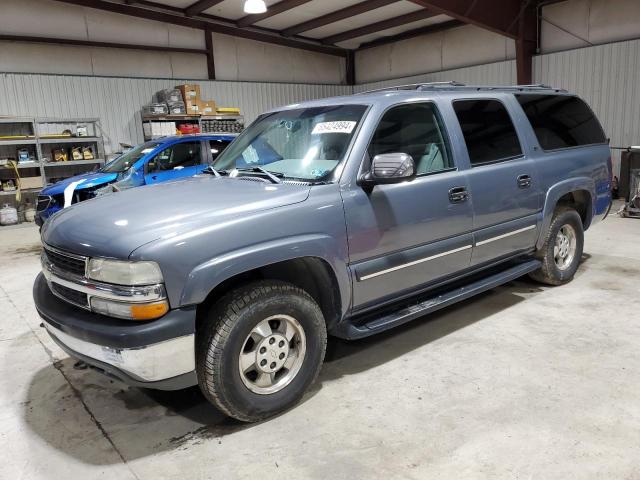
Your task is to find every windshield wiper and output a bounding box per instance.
[201,165,224,177]
[232,167,283,184]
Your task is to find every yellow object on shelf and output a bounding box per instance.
[0,135,35,140]
[216,107,241,114]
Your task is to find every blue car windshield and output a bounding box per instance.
[101,141,161,173]
[212,105,367,181]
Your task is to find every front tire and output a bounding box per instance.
[529,206,584,285]
[196,280,327,422]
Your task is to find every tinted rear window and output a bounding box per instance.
[453,99,523,165]
[515,94,606,150]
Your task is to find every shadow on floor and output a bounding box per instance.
[22,278,539,465]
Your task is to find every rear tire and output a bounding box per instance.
[529,206,584,286]
[196,280,327,422]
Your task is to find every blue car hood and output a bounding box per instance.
[41,171,118,195]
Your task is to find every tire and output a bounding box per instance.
[196,280,327,422]
[529,206,584,286]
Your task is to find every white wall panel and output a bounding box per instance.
[354,25,515,84]
[541,0,640,53]
[0,43,94,76]
[211,33,346,84]
[0,73,350,156]
[354,60,517,92]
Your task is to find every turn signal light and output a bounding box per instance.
[130,301,170,320]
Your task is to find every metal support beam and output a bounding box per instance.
[51,0,348,57]
[346,50,355,85]
[282,0,400,37]
[0,34,208,55]
[515,1,537,84]
[236,0,313,28]
[322,9,437,45]
[358,19,464,49]
[185,0,224,17]
[204,30,216,80]
[407,0,521,39]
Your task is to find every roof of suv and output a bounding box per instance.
[271,82,571,113]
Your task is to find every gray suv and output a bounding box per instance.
[34,83,612,422]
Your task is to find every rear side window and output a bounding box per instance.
[453,99,523,166]
[515,94,606,150]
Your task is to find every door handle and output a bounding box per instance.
[517,174,532,188]
[448,186,469,203]
[151,175,157,180]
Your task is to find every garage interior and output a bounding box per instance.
[1,0,640,478]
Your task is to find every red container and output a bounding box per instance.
[178,123,200,134]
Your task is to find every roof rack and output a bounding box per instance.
[356,82,566,95]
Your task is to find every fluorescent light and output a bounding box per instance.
[244,0,267,14]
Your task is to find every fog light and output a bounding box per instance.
[91,297,169,320]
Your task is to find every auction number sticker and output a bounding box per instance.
[312,121,356,134]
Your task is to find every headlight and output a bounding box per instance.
[87,259,163,285]
[91,297,169,321]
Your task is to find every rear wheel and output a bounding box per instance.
[529,206,584,285]
[196,280,327,422]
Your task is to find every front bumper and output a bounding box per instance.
[33,273,198,390]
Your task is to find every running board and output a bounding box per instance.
[340,259,541,339]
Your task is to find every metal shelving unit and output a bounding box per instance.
[142,113,244,140]
[0,117,105,199]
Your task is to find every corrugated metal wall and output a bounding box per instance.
[0,73,350,155]
[534,38,640,171]
[353,60,517,92]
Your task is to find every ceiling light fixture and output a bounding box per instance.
[244,0,267,14]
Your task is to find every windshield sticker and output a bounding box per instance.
[312,121,356,135]
[141,148,155,154]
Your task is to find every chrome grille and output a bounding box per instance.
[50,282,89,308]
[44,247,87,277]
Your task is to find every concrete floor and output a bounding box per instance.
[1,207,639,479]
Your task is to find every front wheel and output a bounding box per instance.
[196,280,327,422]
[529,206,584,285]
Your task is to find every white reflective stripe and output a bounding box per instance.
[475,224,536,247]
[63,179,86,208]
[359,244,473,281]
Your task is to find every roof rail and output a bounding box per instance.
[356,82,566,95]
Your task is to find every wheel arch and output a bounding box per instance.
[536,178,595,250]
[180,234,351,333]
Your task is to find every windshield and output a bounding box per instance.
[212,105,367,181]
[101,141,160,173]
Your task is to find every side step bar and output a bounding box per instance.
[340,259,541,339]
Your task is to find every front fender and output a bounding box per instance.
[536,177,595,249]
[179,234,351,317]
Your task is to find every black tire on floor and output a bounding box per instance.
[529,206,584,286]
[196,280,327,422]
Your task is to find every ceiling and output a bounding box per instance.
[127,0,458,50]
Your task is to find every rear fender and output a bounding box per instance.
[536,177,595,249]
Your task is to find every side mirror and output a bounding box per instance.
[360,153,416,188]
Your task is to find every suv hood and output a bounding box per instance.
[42,176,310,258]
[41,170,117,196]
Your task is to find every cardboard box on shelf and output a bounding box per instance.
[20,175,43,190]
[184,99,200,115]
[200,101,216,115]
[176,84,201,103]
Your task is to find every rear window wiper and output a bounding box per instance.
[232,166,283,184]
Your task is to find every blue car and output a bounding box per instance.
[35,134,236,225]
